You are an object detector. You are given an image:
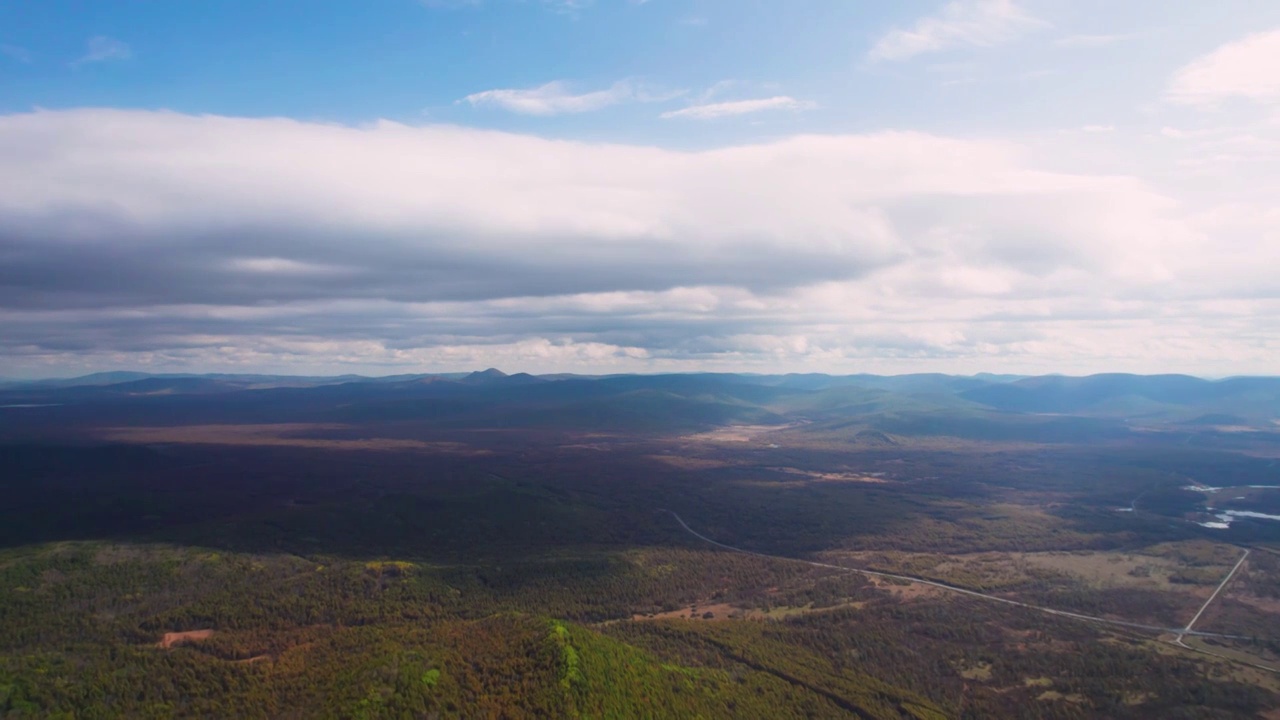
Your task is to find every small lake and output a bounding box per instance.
[1199,508,1280,529]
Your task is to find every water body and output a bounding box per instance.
[1223,510,1280,522]
[1198,508,1280,529]
[0,404,62,408]
[1185,484,1280,493]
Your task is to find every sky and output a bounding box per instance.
[1,0,1279,378]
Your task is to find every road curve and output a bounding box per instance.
[661,509,1251,641]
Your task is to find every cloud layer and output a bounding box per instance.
[2,106,1274,376]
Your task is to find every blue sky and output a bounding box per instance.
[8,1,1271,139]
[2,1,1279,376]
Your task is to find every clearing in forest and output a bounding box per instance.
[158,629,214,648]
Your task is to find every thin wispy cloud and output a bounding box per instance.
[661,96,817,120]
[462,80,672,115]
[0,44,32,63]
[1167,28,1280,107]
[868,0,1044,62]
[71,35,131,67]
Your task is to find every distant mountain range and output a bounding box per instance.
[2,370,1277,440]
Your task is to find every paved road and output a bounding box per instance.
[661,509,1251,640]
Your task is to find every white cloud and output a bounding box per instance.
[2,108,1275,375]
[461,80,664,115]
[1168,29,1280,107]
[868,0,1044,62]
[660,96,817,120]
[1080,124,1115,133]
[71,35,131,67]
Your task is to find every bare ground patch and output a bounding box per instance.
[1036,690,1086,703]
[733,468,892,488]
[682,424,796,443]
[644,454,736,470]
[955,661,993,681]
[158,629,214,648]
[772,467,889,483]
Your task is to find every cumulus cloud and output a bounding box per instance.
[0,108,1272,376]
[661,96,817,120]
[461,80,665,115]
[1168,29,1280,107]
[868,0,1044,62]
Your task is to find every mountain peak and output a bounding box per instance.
[460,368,509,384]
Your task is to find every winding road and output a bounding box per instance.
[661,509,1252,641]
